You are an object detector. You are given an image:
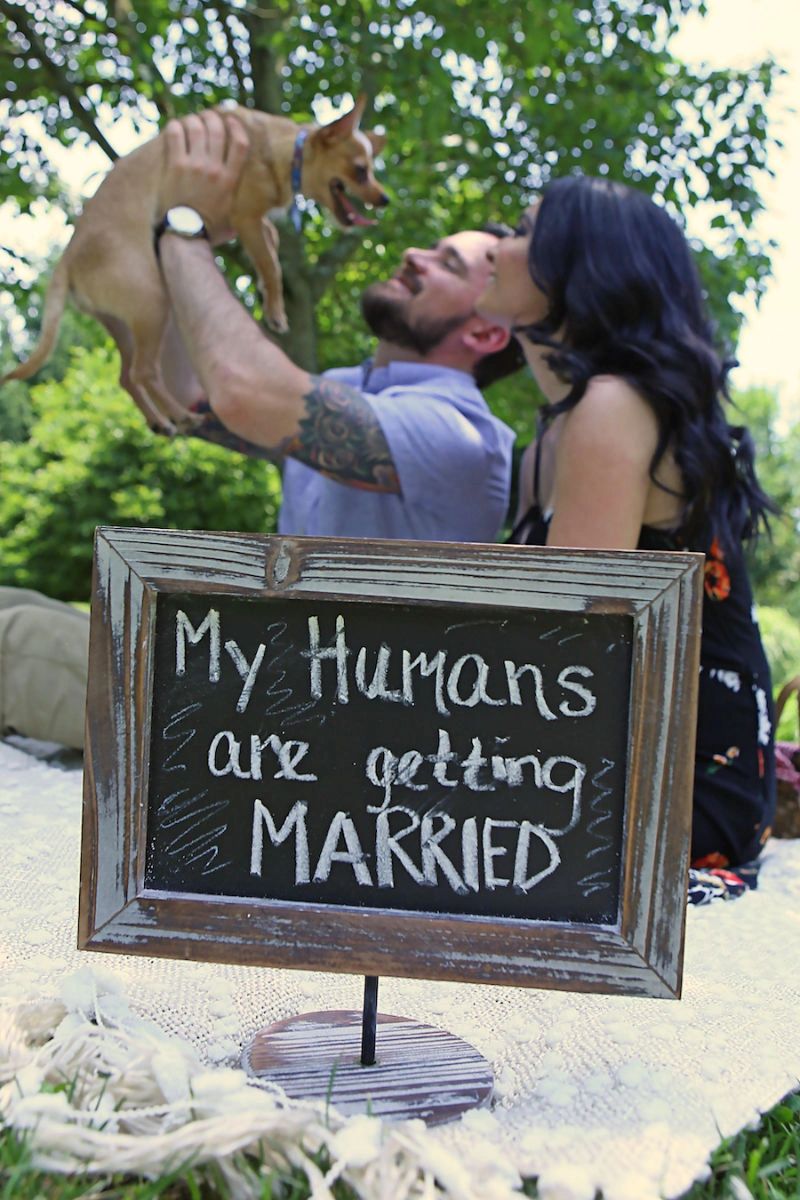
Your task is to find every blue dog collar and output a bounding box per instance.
[289,127,309,231]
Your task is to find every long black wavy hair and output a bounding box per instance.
[519,175,775,550]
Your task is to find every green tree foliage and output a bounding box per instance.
[0,345,31,441]
[0,344,281,599]
[0,0,782,394]
[0,295,106,439]
[734,385,800,621]
[731,383,800,725]
[758,606,800,740]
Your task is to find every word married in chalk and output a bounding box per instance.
[250,799,564,895]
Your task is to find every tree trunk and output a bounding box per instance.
[243,10,284,115]
[273,221,318,371]
[240,12,318,368]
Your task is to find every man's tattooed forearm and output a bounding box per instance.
[283,376,401,494]
[186,381,401,493]
[187,400,283,463]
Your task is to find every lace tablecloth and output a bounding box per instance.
[2,738,799,1199]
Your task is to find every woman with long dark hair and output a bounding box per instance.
[477,175,776,893]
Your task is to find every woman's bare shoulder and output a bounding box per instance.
[579,375,657,418]
[561,376,659,458]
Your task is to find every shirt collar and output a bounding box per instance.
[359,358,476,392]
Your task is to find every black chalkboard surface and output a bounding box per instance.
[79,528,703,999]
[146,593,632,924]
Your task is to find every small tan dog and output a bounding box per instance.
[2,96,388,433]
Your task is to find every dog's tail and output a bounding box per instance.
[1,257,70,385]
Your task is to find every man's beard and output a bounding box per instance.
[361,283,471,356]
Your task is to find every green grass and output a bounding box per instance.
[0,1125,194,1198]
[2,1089,798,1199]
[0,1127,361,1200]
[679,1089,800,1200]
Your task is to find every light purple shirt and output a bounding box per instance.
[279,361,515,543]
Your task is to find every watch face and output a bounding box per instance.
[167,206,205,235]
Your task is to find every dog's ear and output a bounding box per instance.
[316,93,368,144]
[365,129,386,156]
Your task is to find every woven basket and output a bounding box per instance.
[774,675,800,839]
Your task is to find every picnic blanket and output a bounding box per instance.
[2,736,800,1200]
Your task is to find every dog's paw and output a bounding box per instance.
[149,417,178,438]
[174,409,205,435]
[265,311,290,335]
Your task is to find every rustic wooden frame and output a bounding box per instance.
[79,526,703,999]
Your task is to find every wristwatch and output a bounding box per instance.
[154,206,209,255]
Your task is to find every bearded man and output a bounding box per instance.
[155,110,522,542]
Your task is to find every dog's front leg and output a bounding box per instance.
[235,215,289,335]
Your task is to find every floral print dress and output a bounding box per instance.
[512,508,776,869]
[639,529,775,867]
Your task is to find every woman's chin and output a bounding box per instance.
[474,292,492,318]
[475,294,513,327]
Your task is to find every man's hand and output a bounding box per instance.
[160,110,249,245]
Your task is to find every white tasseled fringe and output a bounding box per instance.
[0,967,521,1200]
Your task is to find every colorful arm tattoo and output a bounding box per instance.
[188,377,402,494]
[284,376,401,494]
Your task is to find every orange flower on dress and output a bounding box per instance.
[711,746,740,768]
[692,851,730,870]
[704,536,731,601]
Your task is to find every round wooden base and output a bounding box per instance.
[242,1009,494,1125]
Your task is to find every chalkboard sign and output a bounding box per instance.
[79,528,703,999]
